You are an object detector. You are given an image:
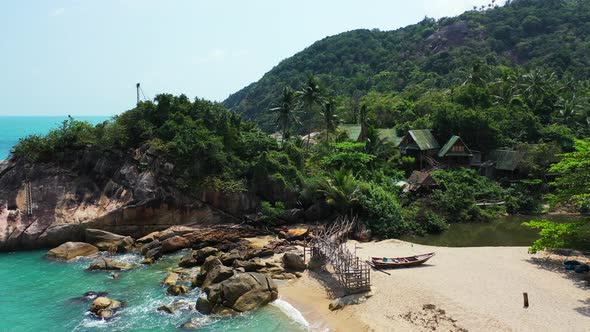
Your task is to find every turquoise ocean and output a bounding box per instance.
[0,117,310,331]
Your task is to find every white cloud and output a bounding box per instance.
[50,8,65,17]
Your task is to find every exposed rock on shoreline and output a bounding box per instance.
[87,257,136,271]
[198,272,278,315]
[47,242,98,260]
[0,149,263,251]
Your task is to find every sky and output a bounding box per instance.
[0,0,502,116]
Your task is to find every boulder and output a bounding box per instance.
[193,257,223,287]
[85,229,126,244]
[272,273,297,280]
[161,236,189,254]
[201,265,234,288]
[210,272,278,314]
[278,228,309,241]
[245,247,275,259]
[137,231,159,244]
[178,251,198,268]
[157,226,195,242]
[163,272,179,286]
[232,258,265,272]
[89,296,122,320]
[47,242,98,260]
[157,305,174,314]
[282,253,306,271]
[167,285,189,296]
[194,247,219,264]
[219,249,244,266]
[87,257,136,271]
[195,297,211,314]
[85,229,134,252]
[141,239,161,255]
[178,247,219,268]
[145,247,162,260]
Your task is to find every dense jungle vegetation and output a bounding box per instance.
[12,0,590,250]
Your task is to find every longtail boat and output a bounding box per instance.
[371,252,435,268]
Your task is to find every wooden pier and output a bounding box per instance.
[305,216,371,294]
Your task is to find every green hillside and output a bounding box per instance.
[224,0,590,131]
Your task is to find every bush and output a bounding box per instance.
[523,220,589,253]
[258,201,286,225]
[358,183,407,237]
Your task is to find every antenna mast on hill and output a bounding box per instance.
[136,83,140,104]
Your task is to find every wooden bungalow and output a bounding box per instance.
[486,149,526,178]
[438,135,473,167]
[398,129,440,169]
[407,171,438,192]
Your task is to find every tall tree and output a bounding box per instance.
[270,86,298,145]
[297,75,324,148]
[357,105,369,142]
[321,99,338,143]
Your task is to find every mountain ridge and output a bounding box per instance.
[223,0,590,130]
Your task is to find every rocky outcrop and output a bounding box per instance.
[85,229,134,252]
[0,148,261,251]
[47,241,98,260]
[89,296,122,320]
[167,285,189,296]
[161,236,189,253]
[163,272,180,286]
[87,257,136,271]
[198,272,278,315]
[179,247,219,268]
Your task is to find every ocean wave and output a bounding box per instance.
[271,299,310,330]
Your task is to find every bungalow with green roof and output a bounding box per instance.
[341,124,402,146]
[438,135,473,167]
[397,129,440,169]
[486,149,526,178]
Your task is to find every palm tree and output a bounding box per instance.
[321,99,338,143]
[270,86,298,145]
[297,75,324,148]
[318,168,361,217]
[357,104,369,142]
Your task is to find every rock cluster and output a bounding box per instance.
[89,296,122,320]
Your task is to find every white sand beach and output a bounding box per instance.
[281,240,590,332]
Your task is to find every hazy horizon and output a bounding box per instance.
[1,0,503,116]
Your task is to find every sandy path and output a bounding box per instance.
[283,240,590,332]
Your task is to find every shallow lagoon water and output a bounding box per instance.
[401,214,587,247]
[0,250,307,332]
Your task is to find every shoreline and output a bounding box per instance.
[279,240,590,332]
[279,274,371,332]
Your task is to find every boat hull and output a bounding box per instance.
[371,252,435,269]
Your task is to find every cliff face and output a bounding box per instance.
[0,148,259,251]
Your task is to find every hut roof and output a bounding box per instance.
[407,171,437,187]
[488,149,526,171]
[377,128,403,146]
[341,124,362,141]
[438,135,473,157]
[403,130,440,151]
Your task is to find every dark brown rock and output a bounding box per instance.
[282,253,306,271]
[161,236,190,254]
